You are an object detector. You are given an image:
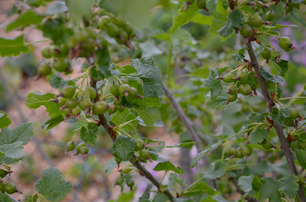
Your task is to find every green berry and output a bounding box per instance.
[0,169,7,178]
[80,146,89,154]
[112,17,126,27]
[66,141,75,151]
[239,83,251,95]
[0,182,4,193]
[290,141,299,150]
[119,84,131,96]
[139,149,149,159]
[37,62,52,76]
[223,74,235,83]
[248,15,263,28]
[271,50,281,61]
[72,107,81,116]
[106,24,120,38]
[262,140,273,149]
[123,23,134,36]
[127,180,135,188]
[242,145,252,156]
[78,98,92,111]
[196,0,206,9]
[236,72,249,83]
[66,98,78,109]
[116,177,121,185]
[120,79,128,84]
[4,183,16,194]
[110,84,120,96]
[63,108,70,116]
[122,167,132,174]
[283,117,294,127]
[68,36,78,48]
[126,87,138,101]
[234,147,244,158]
[85,87,97,100]
[135,139,145,151]
[289,108,299,119]
[299,141,306,150]
[84,27,97,39]
[261,47,271,60]
[266,10,275,21]
[279,36,292,51]
[61,86,76,98]
[41,46,52,59]
[93,101,108,115]
[76,143,86,154]
[226,85,237,95]
[240,24,253,37]
[57,97,67,107]
[228,94,237,102]
[53,58,67,72]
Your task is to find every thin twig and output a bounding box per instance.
[162,83,216,189]
[246,41,306,202]
[7,194,19,202]
[90,78,174,202]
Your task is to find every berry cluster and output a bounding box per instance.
[0,169,21,195]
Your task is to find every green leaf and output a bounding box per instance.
[134,107,160,127]
[206,95,238,110]
[295,149,306,169]
[232,46,248,62]
[217,20,233,38]
[0,123,33,146]
[280,107,290,117]
[45,1,68,15]
[271,107,284,125]
[134,97,161,108]
[121,65,137,74]
[169,173,185,186]
[96,41,112,78]
[111,135,136,161]
[249,113,266,123]
[153,193,168,202]
[0,35,29,57]
[209,11,231,40]
[279,175,299,198]
[0,192,13,202]
[259,177,282,202]
[66,0,92,21]
[203,160,226,180]
[0,142,25,159]
[103,157,118,176]
[269,59,289,77]
[48,73,71,89]
[0,111,11,129]
[248,127,269,145]
[131,58,164,98]
[139,183,152,202]
[261,68,283,83]
[27,194,38,202]
[35,167,72,201]
[252,175,261,191]
[203,69,222,98]
[41,116,64,130]
[190,140,222,168]
[26,91,63,118]
[228,10,244,29]
[139,41,163,58]
[38,19,73,46]
[212,194,227,202]
[190,13,213,25]
[238,176,253,193]
[6,10,44,32]
[80,123,99,145]
[183,182,215,197]
[112,108,138,131]
[171,4,198,33]
[153,161,184,174]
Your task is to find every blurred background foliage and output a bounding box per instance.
[0,0,306,201]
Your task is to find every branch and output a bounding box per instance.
[90,78,174,202]
[246,41,306,202]
[7,194,19,202]
[162,83,216,189]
